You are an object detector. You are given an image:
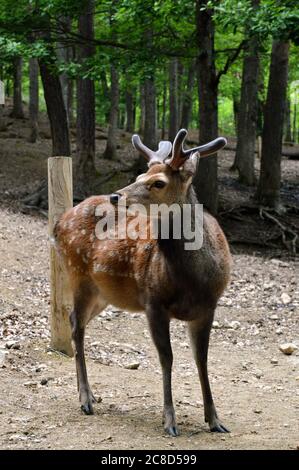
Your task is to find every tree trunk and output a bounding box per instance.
[76,0,96,186]
[125,86,135,132]
[67,77,74,127]
[57,17,72,123]
[194,1,218,215]
[168,58,179,142]
[58,26,74,127]
[0,105,5,131]
[234,43,260,185]
[139,83,145,134]
[293,102,297,142]
[100,70,110,122]
[103,65,119,159]
[256,41,289,210]
[39,60,70,156]
[177,60,184,126]
[28,58,39,143]
[180,61,196,129]
[144,78,157,145]
[232,0,260,184]
[11,57,24,119]
[6,79,11,97]
[161,79,167,139]
[284,98,292,142]
[232,91,240,135]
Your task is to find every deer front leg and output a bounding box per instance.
[188,315,229,433]
[70,282,102,415]
[70,310,96,415]
[146,307,179,437]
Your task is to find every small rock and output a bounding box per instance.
[281,293,291,305]
[279,343,298,355]
[270,358,278,365]
[276,328,283,335]
[40,378,48,386]
[0,350,6,367]
[228,320,241,330]
[270,314,279,321]
[253,409,262,414]
[5,340,20,350]
[125,362,140,370]
[23,381,38,388]
[270,259,289,267]
[212,321,220,329]
[254,370,263,379]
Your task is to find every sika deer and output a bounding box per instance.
[54,129,232,436]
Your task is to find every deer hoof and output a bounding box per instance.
[210,422,230,433]
[81,402,94,415]
[165,426,180,437]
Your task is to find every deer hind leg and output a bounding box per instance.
[70,280,107,415]
[188,314,229,433]
[146,306,178,437]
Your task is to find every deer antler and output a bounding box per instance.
[132,134,172,167]
[167,129,227,170]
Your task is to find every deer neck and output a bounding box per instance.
[156,185,202,258]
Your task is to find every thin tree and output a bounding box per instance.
[11,57,24,119]
[76,0,96,186]
[256,40,289,210]
[103,64,119,159]
[284,98,292,142]
[161,79,167,139]
[39,38,70,157]
[232,0,260,185]
[139,83,145,134]
[125,80,135,133]
[168,58,179,142]
[57,16,73,126]
[180,60,196,129]
[28,58,39,143]
[194,1,218,214]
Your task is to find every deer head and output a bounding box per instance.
[110,129,227,210]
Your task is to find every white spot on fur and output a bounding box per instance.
[82,206,91,217]
[82,256,88,264]
[68,260,72,266]
[93,262,107,273]
[76,248,81,255]
[81,229,86,235]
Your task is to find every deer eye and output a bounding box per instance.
[152,180,166,189]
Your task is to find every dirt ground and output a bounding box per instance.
[0,107,298,450]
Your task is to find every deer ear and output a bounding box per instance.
[180,152,199,180]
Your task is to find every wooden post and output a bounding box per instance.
[48,157,73,356]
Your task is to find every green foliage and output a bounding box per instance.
[0,0,298,139]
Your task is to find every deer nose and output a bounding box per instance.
[110,193,121,205]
